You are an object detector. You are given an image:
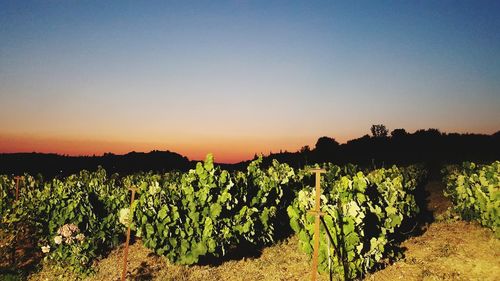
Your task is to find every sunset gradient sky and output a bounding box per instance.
[1,1,499,163]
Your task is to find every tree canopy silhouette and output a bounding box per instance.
[390,128,408,138]
[371,124,388,138]
[314,136,340,163]
[1,127,499,177]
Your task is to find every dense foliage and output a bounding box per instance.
[130,154,296,264]
[1,155,297,273]
[288,164,427,279]
[442,161,499,237]
[1,156,429,279]
[1,169,129,275]
[0,175,16,220]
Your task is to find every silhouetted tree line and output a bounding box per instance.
[245,126,500,178]
[0,150,191,178]
[1,126,499,178]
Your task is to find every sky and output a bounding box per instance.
[1,1,499,163]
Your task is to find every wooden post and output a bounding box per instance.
[308,168,326,281]
[121,187,137,281]
[14,176,22,201]
[11,176,22,266]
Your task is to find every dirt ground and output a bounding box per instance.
[27,236,321,281]
[365,181,500,281]
[13,181,500,280]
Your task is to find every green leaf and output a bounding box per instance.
[210,203,222,219]
[146,224,154,236]
[158,206,168,220]
[204,154,214,171]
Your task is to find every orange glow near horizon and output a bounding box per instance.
[1,127,498,164]
[0,133,338,163]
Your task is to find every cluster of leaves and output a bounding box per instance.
[0,174,39,260]
[0,175,16,220]
[129,154,297,264]
[0,174,40,220]
[2,168,129,275]
[287,164,427,279]
[442,161,499,237]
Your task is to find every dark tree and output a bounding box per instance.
[300,145,311,153]
[314,136,339,163]
[315,137,339,151]
[371,124,388,138]
[414,128,442,137]
[391,128,408,138]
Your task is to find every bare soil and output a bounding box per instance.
[28,236,321,281]
[366,181,499,281]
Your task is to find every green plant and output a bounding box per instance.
[443,161,500,237]
[131,154,297,265]
[288,164,426,279]
[4,168,129,275]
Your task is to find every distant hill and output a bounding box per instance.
[0,150,191,178]
[1,128,499,177]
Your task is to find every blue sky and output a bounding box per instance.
[1,1,499,162]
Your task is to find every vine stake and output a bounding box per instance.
[14,176,22,201]
[121,186,137,281]
[308,168,326,281]
[12,176,22,266]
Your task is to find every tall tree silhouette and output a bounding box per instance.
[371,124,388,138]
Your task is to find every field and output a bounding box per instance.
[1,160,499,280]
[3,2,500,280]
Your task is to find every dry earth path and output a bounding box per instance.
[366,181,500,281]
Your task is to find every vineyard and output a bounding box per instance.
[442,161,500,237]
[288,164,427,279]
[0,156,498,280]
